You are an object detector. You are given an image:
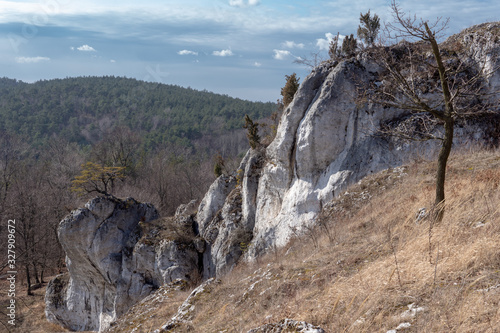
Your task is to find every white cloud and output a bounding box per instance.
[76,44,96,52]
[110,59,116,63]
[178,50,198,56]
[254,62,262,67]
[316,33,345,51]
[15,56,50,63]
[283,41,304,49]
[273,49,292,60]
[316,33,335,51]
[229,0,260,7]
[213,49,234,57]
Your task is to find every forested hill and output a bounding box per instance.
[0,76,276,149]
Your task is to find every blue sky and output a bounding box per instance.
[1,0,499,101]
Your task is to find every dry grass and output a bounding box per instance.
[106,282,192,333]
[3,148,500,333]
[0,276,71,333]
[160,147,500,332]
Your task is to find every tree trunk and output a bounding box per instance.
[33,262,40,285]
[425,22,455,222]
[25,264,33,296]
[434,118,454,221]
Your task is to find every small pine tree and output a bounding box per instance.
[71,162,125,197]
[357,10,381,47]
[213,153,225,177]
[243,114,260,149]
[328,32,341,60]
[281,73,300,108]
[341,34,358,57]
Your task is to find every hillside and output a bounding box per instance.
[0,76,276,151]
[107,148,500,332]
[4,148,499,332]
[37,21,500,333]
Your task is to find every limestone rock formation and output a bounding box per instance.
[197,22,500,275]
[45,23,499,332]
[45,196,201,332]
[197,149,263,277]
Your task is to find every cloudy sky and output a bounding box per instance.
[1,0,499,101]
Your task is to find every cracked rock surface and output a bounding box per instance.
[45,196,200,332]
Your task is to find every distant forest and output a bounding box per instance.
[0,76,278,291]
[0,76,276,152]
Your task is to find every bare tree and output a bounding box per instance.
[369,1,499,221]
[0,133,26,216]
[294,51,326,69]
[90,126,142,175]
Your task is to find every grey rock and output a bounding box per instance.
[196,174,237,233]
[198,149,263,277]
[247,319,326,333]
[160,278,219,331]
[45,196,200,332]
[175,199,198,218]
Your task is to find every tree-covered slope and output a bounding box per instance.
[0,76,276,149]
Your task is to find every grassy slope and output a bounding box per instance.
[3,148,499,332]
[150,147,500,332]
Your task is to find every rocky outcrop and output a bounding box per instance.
[105,279,188,333]
[158,278,219,332]
[454,22,500,91]
[197,149,263,277]
[45,196,201,332]
[197,23,500,274]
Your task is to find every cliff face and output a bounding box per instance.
[199,22,500,274]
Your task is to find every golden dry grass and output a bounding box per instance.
[160,148,500,332]
[0,276,71,333]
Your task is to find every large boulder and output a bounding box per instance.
[45,196,201,332]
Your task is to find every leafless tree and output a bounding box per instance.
[294,51,326,69]
[368,0,499,221]
[90,126,142,174]
[0,135,80,294]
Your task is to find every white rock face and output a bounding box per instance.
[198,23,500,271]
[248,59,419,257]
[457,22,500,93]
[45,197,200,332]
[197,149,263,277]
